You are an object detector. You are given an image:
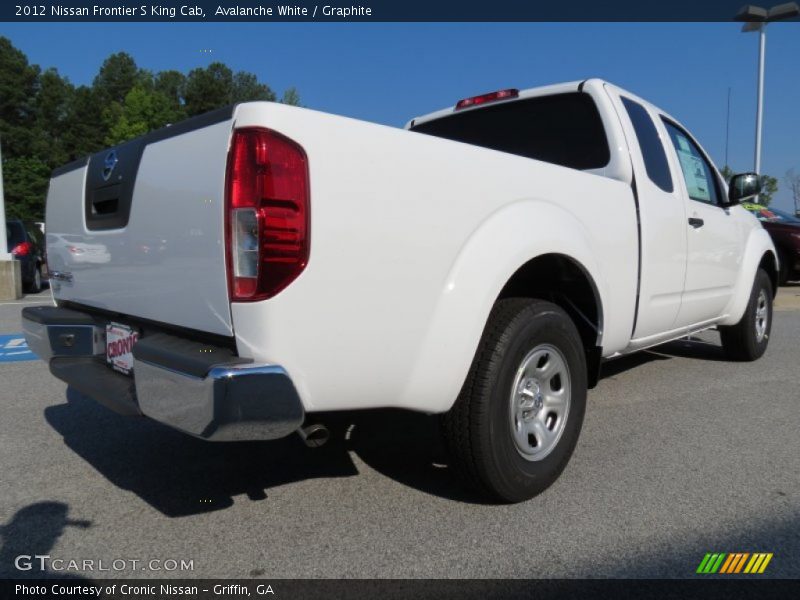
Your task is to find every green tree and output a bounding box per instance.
[280,87,301,106]
[154,70,187,114]
[105,85,185,145]
[184,62,234,116]
[185,63,278,116]
[92,52,142,104]
[62,85,106,159]
[232,71,275,103]
[759,175,779,206]
[2,156,50,220]
[720,165,778,206]
[32,68,74,168]
[0,37,297,222]
[720,165,734,182]
[0,36,40,157]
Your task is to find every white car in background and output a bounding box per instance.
[46,233,111,269]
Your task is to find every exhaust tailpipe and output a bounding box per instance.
[298,423,330,448]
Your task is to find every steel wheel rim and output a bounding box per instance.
[755,289,768,343]
[509,343,571,461]
[34,268,41,290]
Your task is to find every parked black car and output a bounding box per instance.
[5,219,45,293]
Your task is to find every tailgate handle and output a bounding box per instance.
[92,197,119,215]
[89,183,122,217]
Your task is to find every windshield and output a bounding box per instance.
[742,203,800,224]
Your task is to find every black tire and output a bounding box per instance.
[719,268,773,361]
[24,264,43,294]
[442,298,587,503]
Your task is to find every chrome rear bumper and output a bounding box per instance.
[22,306,304,441]
[134,360,304,441]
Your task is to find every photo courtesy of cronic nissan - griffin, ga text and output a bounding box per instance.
[23,79,778,502]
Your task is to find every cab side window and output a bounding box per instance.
[661,120,721,206]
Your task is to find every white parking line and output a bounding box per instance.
[0,300,55,307]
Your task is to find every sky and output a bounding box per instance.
[3,22,799,211]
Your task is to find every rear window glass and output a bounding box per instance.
[6,222,25,247]
[411,92,611,171]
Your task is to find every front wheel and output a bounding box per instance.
[719,268,773,361]
[442,298,587,503]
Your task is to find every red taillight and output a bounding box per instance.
[455,88,519,110]
[225,128,310,301]
[11,241,33,257]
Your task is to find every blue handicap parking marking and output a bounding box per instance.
[0,334,37,362]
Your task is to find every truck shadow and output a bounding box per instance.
[325,409,482,503]
[45,389,485,512]
[44,389,360,517]
[44,337,730,515]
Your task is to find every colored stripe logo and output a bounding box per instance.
[696,552,773,574]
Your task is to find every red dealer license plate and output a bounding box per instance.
[106,322,139,376]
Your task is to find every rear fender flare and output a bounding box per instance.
[398,199,605,414]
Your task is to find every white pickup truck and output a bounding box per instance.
[24,79,777,502]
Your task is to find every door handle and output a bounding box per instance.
[688,217,704,229]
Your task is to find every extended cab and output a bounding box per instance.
[23,79,778,502]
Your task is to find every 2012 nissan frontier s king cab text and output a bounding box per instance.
[23,79,778,502]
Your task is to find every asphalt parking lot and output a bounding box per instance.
[1,286,799,579]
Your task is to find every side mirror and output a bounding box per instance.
[727,172,762,205]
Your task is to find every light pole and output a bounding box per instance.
[735,3,800,177]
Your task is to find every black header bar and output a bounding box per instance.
[4,1,800,22]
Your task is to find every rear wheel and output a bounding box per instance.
[442,298,587,503]
[720,268,772,361]
[25,264,43,294]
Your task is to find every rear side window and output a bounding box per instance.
[621,97,673,193]
[411,92,610,171]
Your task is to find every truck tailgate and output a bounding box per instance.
[46,109,234,336]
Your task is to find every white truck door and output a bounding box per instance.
[606,88,688,339]
[660,119,742,326]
